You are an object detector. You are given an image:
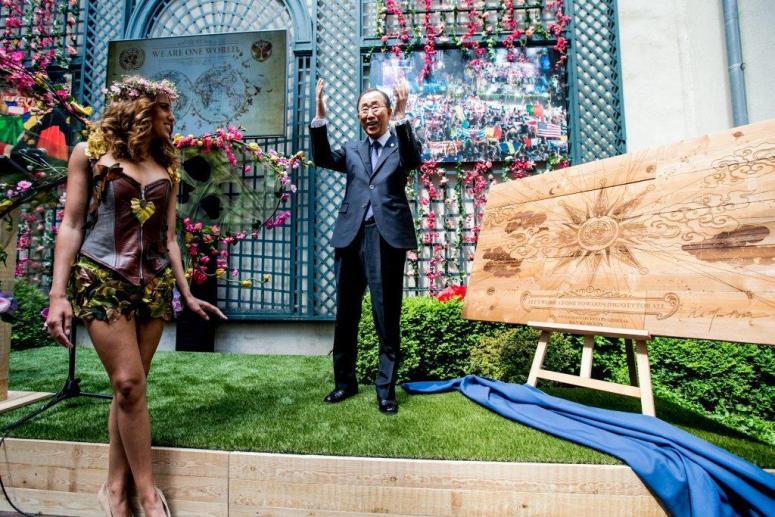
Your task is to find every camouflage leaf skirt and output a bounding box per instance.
[68,256,175,322]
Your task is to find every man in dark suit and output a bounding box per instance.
[310,78,421,414]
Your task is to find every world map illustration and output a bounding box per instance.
[193,64,249,124]
[150,64,250,133]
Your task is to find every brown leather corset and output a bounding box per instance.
[80,163,172,286]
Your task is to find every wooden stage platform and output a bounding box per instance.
[0,438,672,516]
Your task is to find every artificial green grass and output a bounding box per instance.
[1,346,773,467]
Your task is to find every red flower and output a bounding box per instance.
[436,284,466,302]
[191,268,208,284]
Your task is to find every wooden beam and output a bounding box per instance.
[527,330,550,386]
[580,335,594,378]
[625,339,639,387]
[0,391,52,414]
[0,438,677,516]
[535,369,643,399]
[635,341,656,416]
[528,322,650,340]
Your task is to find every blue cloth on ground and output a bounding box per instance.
[402,375,775,517]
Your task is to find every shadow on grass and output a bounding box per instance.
[546,385,771,445]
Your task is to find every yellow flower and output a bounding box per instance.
[247,142,260,152]
[85,126,108,159]
[70,102,93,117]
[184,232,193,243]
[167,165,180,184]
[130,198,156,224]
[240,280,253,288]
[262,274,272,283]
[215,268,225,279]
[184,268,192,279]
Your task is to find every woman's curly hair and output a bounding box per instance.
[97,95,178,170]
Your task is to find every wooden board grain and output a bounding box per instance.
[0,391,52,414]
[0,439,228,516]
[0,211,16,400]
[464,119,775,345]
[229,453,666,516]
[5,438,773,516]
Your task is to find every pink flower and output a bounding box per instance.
[191,268,208,284]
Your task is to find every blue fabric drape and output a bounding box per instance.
[402,376,775,517]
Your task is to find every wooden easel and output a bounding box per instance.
[526,321,655,416]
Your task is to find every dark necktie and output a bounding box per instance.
[365,140,381,221]
[370,140,381,171]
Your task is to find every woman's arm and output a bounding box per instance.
[165,182,226,320]
[45,142,89,347]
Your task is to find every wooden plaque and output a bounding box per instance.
[464,119,775,346]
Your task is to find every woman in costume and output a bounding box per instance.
[45,76,224,517]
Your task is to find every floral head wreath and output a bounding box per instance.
[102,76,178,103]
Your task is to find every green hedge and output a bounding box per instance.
[356,295,774,442]
[356,296,504,382]
[11,279,52,350]
[356,296,581,384]
[592,336,774,438]
[468,326,581,384]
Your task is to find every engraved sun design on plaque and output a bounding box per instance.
[468,123,775,344]
[552,183,654,283]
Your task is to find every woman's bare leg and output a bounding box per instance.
[86,316,166,517]
[103,317,166,515]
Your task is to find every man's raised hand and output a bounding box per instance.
[316,78,327,120]
[393,79,409,120]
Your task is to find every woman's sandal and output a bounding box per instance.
[155,486,172,517]
[97,482,113,517]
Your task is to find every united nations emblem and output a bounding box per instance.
[119,48,145,70]
[251,40,272,62]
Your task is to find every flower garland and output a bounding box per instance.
[1,0,79,70]
[1,6,308,293]
[374,0,571,293]
[376,0,570,68]
[102,75,179,104]
[173,128,309,285]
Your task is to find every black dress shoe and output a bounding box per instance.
[323,388,357,403]
[378,399,398,414]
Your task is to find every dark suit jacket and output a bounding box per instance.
[310,121,422,249]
